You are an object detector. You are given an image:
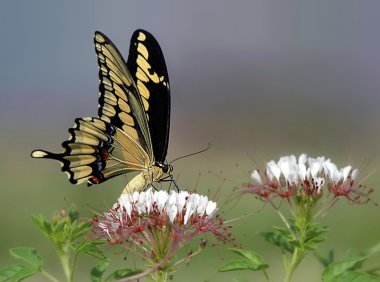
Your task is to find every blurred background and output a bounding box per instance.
[1,1,380,281]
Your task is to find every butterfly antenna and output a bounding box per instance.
[169,143,211,165]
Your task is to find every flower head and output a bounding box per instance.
[93,188,233,273]
[243,154,374,209]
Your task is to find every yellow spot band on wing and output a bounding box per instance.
[113,84,127,100]
[71,166,92,179]
[137,55,159,83]
[95,33,105,43]
[64,155,96,167]
[142,97,149,111]
[137,43,149,59]
[119,112,134,126]
[137,32,146,41]
[136,67,149,82]
[118,99,131,113]
[123,125,139,140]
[137,80,150,99]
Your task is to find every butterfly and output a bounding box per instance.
[32,29,173,194]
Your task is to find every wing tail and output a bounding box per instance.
[31,150,61,160]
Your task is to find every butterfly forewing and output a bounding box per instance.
[94,31,154,162]
[127,30,170,164]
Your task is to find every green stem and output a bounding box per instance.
[58,250,72,282]
[155,269,168,282]
[70,251,79,282]
[284,248,303,282]
[41,269,60,282]
[263,270,272,282]
[283,196,316,282]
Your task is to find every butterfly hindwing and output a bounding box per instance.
[32,117,148,185]
[127,29,170,164]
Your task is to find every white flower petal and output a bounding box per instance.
[309,161,321,178]
[156,190,169,211]
[177,191,188,213]
[205,201,217,216]
[278,157,291,181]
[189,194,200,208]
[251,170,262,184]
[136,192,147,213]
[323,159,337,180]
[132,191,139,203]
[351,169,359,180]
[118,194,132,217]
[184,202,193,224]
[197,196,209,214]
[298,153,307,165]
[333,170,343,182]
[341,166,352,182]
[298,163,307,180]
[166,203,178,223]
[267,161,281,181]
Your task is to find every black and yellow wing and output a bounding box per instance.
[95,31,153,161]
[127,29,170,164]
[32,30,171,187]
[31,117,148,185]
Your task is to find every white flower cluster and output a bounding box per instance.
[251,154,358,188]
[114,187,218,224]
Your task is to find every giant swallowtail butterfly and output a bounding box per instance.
[32,30,172,193]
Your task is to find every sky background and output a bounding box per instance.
[1,1,380,281]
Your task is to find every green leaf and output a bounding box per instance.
[322,257,368,282]
[105,268,143,281]
[306,224,328,237]
[315,250,334,267]
[218,260,268,272]
[11,265,39,282]
[0,265,39,282]
[228,248,265,265]
[53,220,66,234]
[69,221,92,241]
[288,240,302,248]
[260,231,294,253]
[9,248,42,268]
[335,271,380,282]
[32,215,52,237]
[304,236,327,251]
[75,242,107,261]
[68,205,80,222]
[0,264,23,281]
[303,224,328,251]
[273,226,294,239]
[91,260,109,282]
[364,242,380,257]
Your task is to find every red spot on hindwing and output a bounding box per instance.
[100,149,109,160]
[90,176,101,184]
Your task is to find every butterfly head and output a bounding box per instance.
[156,162,173,174]
[163,164,173,174]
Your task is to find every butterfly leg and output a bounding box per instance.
[147,182,158,191]
[170,174,180,192]
[159,175,180,192]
